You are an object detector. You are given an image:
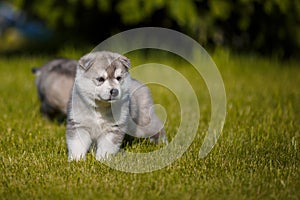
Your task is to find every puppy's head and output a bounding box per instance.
[75,51,131,104]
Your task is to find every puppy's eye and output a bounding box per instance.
[96,77,105,82]
[116,76,122,81]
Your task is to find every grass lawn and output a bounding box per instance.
[0,48,299,199]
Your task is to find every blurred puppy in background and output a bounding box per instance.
[32,58,77,122]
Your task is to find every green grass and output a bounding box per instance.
[0,49,299,199]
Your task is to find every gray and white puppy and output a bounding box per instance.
[66,51,167,161]
[32,59,77,121]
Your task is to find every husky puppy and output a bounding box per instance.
[66,51,167,161]
[32,59,77,121]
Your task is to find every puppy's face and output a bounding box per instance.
[76,51,130,104]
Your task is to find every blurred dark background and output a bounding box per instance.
[1,0,300,59]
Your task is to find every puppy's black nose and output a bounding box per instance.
[110,89,119,97]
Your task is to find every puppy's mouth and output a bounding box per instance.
[96,96,119,103]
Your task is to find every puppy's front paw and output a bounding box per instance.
[66,129,92,161]
[68,153,86,162]
[95,152,109,161]
[95,147,117,161]
[96,134,122,161]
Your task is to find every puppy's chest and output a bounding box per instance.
[89,110,117,137]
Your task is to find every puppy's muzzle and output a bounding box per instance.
[110,89,119,97]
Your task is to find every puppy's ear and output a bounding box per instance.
[119,56,130,69]
[78,54,95,71]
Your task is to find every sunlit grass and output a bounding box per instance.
[0,49,299,199]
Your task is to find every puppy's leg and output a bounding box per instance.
[66,129,92,161]
[96,132,124,160]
